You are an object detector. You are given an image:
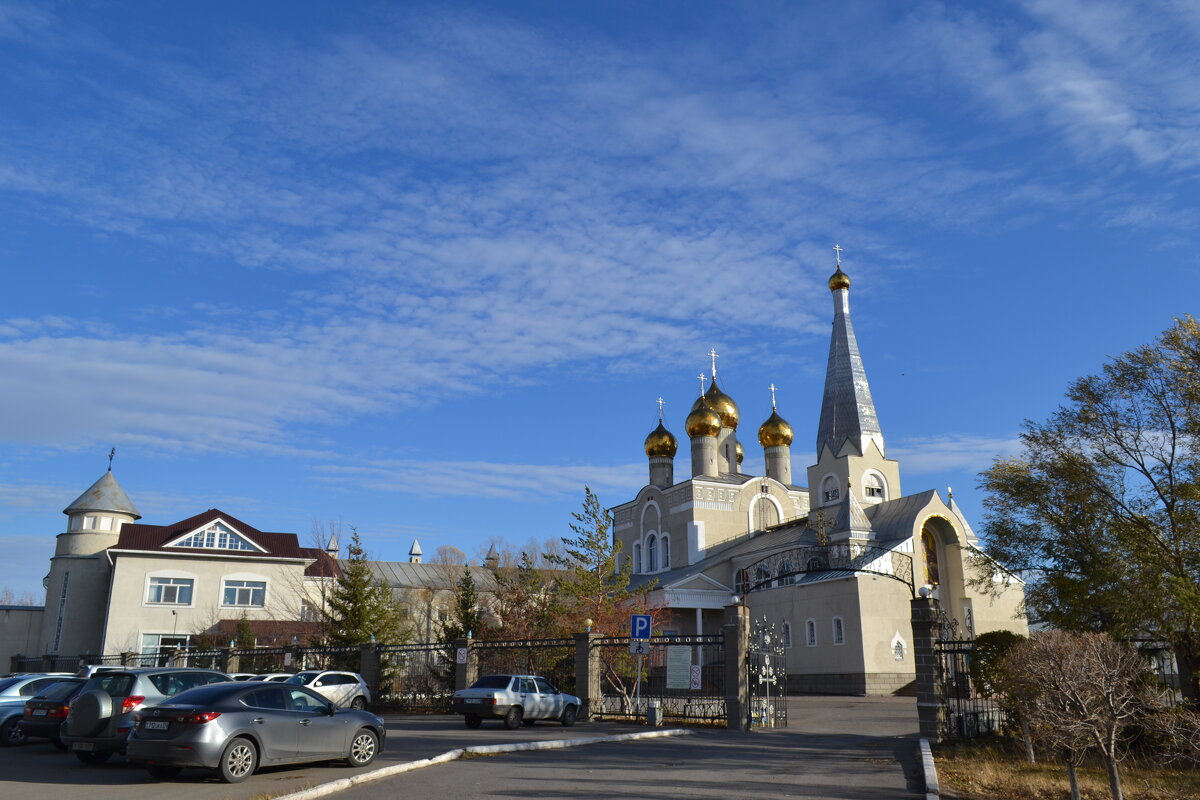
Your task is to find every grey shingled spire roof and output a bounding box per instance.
[816,270,884,458]
[63,471,141,519]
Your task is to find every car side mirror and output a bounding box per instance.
[326,704,338,716]
[313,681,323,687]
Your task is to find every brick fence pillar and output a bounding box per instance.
[911,596,944,741]
[222,647,238,674]
[574,631,600,720]
[453,638,475,691]
[724,603,749,730]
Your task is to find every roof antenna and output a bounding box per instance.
[107,447,116,472]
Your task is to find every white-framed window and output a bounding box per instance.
[832,616,845,645]
[82,515,97,530]
[173,521,259,551]
[222,579,266,607]
[300,600,318,622]
[778,560,793,587]
[660,535,669,570]
[647,535,658,571]
[805,618,818,647]
[98,516,113,531]
[863,471,887,502]
[141,632,191,658]
[782,621,793,649]
[147,576,194,605]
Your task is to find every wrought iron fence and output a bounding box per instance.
[231,646,290,674]
[377,642,455,713]
[593,635,725,725]
[934,638,1006,740]
[473,638,577,694]
[748,616,788,728]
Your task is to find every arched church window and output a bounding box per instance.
[754,565,771,588]
[735,569,749,595]
[821,475,840,505]
[647,535,658,572]
[807,556,828,572]
[778,559,794,586]
[660,535,669,570]
[782,621,793,648]
[921,527,940,587]
[864,473,885,500]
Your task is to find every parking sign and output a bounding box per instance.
[630,614,651,640]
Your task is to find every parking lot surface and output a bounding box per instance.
[0,696,922,800]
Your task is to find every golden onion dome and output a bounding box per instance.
[828,266,851,291]
[758,410,794,447]
[643,422,678,458]
[736,441,744,466]
[702,379,740,429]
[685,397,722,438]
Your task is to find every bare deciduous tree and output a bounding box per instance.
[1001,630,1167,800]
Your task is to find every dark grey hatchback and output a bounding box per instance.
[126,681,385,783]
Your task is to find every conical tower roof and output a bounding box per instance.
[816,263,884,457]
[63,471,140,519]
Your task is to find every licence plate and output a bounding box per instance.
[32,709,47,716]
[463,698,480,704]
[72,742,94,752]
[145,720,169,731]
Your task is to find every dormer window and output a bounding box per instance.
[864,473,885,501]
[821,476,840,505]
[172,522,259,551]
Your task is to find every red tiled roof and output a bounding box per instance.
[115,509,305,559]
[300,548,342,578]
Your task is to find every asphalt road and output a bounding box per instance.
[0,696,923,800]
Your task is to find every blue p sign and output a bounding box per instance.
[631,614,651,640]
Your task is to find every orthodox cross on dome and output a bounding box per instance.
[656,396,665,422]
[769,383,778,410]
[697,373,707,396]
[832,244,844,267]
[708,347,720,380]
[107,447,116,472]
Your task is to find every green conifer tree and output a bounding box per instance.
[324,527,402,646]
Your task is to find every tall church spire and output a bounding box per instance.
[816,249,884,458]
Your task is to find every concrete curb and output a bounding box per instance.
[273,728,696,800]
[919,737,939,799]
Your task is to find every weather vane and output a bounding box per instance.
[107,448,116,472]
[832,244,844,267]
[769,383,778,410]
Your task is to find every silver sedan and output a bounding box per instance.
[451,674,580,729]
[126,681,385,783]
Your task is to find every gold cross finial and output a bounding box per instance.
[769,383,778,410]
[656,397,665,422]
[832,244,844,267]
[708,348,719,380]
[697,373,707,396]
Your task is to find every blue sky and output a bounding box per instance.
[2,0,1198,599]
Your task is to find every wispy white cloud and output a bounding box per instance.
[890,434,1022,477]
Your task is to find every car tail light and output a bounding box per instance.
[50,705,70,719]
[173,711,221,724]
[122,695,146,714]
[23,707,33,717]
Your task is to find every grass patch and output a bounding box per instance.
[934,737,1200,800]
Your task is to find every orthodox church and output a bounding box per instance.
[614,259,1026,694]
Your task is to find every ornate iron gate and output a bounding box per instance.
[748,617,788,728]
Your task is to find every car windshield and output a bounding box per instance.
[0,677,22,692]
[82,673,135,697]
[285,672,321,685]
[161,683,244,706]
[469,675,513,690]
[36,679,84,700]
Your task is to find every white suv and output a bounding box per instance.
[283,670,370,709]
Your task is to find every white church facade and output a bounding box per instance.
[613,261,1026,694]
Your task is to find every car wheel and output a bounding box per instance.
[350,696,367,711]
[146,764,183,780]
[75,750,113,765]
[0,716,27,746]
[217,738,258,783]
[502,706,523,730]
[346,728,378,768]
[560,705,578,727]
[464,715,482,729]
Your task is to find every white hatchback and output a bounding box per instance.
[283,670,371,709]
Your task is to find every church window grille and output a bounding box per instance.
[148,577,193,605]
[754,566,771,588]
[223,579,266,607]
[647,536,658,571]
[832,616,845,645]
[805,619,818,647]
[175,522,258,551]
